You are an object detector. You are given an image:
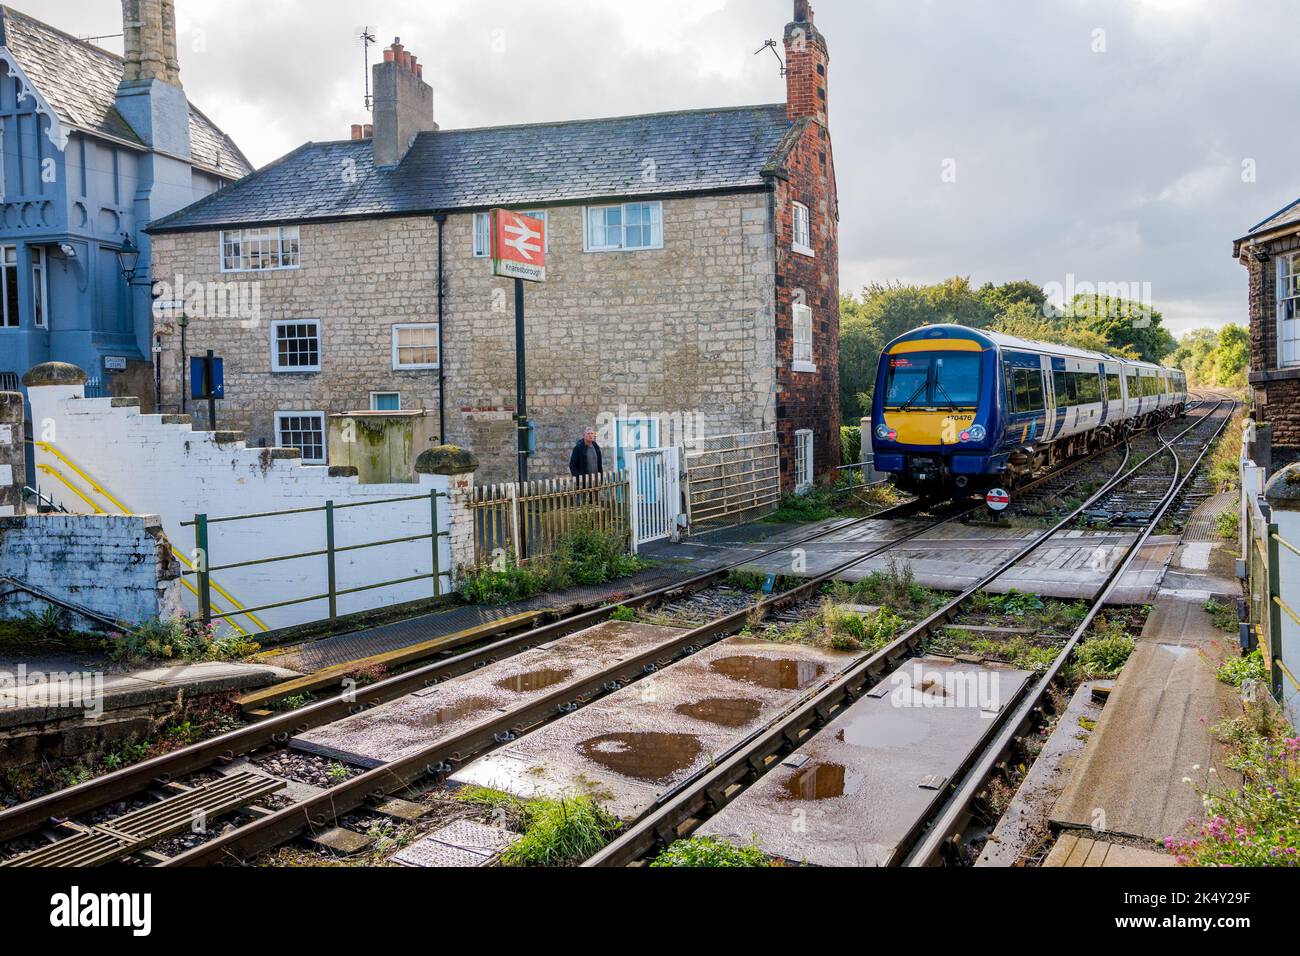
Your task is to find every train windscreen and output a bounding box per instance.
[884,352,982,408]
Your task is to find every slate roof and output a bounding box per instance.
[0,5,251,179]
[147,104,796,234]
[1243,197,1300,239]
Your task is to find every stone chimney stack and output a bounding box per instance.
[784,0,829,126]
[372,37,437,168]
[121,0,181,86]
[117,0,191,156]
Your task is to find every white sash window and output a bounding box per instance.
[1278,253,1300,367]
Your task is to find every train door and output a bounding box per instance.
[1042,355,1058,441]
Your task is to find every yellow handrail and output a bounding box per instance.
[32,442,268,634]
[37,462,252,634]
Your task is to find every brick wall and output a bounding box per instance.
[0,392,23,517]
[1242,230,1300,446]
[773,128,841,491]
[0,514,181,628]
[151,193,780,485]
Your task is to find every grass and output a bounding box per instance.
[1217,648,1267,689]
[651,836,773,868]
[456,786,621,866]
[458,523,647,606]
[110,615,260,664]
[608,605,638,622]
[0,697,244,804]
[751,599,907,653]
[1217,508,1240,541]
[824,558,944,619]
[1203,599,1239,635]
[1166,702,1299,867]
[1074,629,1136,678]
[766,488,839,524]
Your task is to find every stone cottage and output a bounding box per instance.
[146,1,840,489]
[1235,195,1300,458]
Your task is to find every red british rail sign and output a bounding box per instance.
[491,209,547,282]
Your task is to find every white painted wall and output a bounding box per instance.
[0,514,182,628]
[26,384,453,635]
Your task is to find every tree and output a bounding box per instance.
[1170,324,1249,389]
[1060,295,1178,363]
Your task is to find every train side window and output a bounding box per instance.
[1106,374,1122,402]
[1053,371,1076,406]
[1012,368,1044,412]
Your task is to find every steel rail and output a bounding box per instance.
[902,399,1236,866]
[584,404,1224,867]
[158,500,998,866]
[0,491,943,845]
[160,446,1141,866]
[0,411,1180,858]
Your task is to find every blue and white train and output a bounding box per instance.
[870,325,1187,496]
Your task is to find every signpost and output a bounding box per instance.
[190,350,224,432]
[987,488,1012,513]
[490,209,547,484]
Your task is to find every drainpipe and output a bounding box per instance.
[434,212,447,445]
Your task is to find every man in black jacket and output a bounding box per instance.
[569,427,603,480]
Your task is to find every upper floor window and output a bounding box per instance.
[1278,253,1300,367]
[392,323,439,370]
[585,201,662,252]
[1,247,17,328]
[473,210,548,258]
[271,319,321,373]
[221,226,300,273]
[793,303,815,371]
[792,202,813,257]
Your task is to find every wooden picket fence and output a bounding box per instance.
[469,470,631,567]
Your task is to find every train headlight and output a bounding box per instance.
[875,424,891,441]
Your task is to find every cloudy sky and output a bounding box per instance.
[39,0,1299,334]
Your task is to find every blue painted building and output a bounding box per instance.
[0,2,249,405]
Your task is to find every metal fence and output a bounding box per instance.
[182,490,449,630]
[684,430,781,530]
[468,470,630,568]
[1241,453,1300,726]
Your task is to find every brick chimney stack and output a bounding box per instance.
[784,0,829,125]
[372,37,437,168]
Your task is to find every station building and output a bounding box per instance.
[145,1,841,488]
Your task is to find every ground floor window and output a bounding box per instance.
[1,246,17,327]
[370,392,401,411]
[795,429,814,493]
[276,411,327,464]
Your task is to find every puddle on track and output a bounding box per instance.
[710,655,826,691]
[495,668,575,694]
[674,697,763,728]
[577,732,705,784]
[780,762,850,801]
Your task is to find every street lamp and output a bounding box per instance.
[115,235,142,285]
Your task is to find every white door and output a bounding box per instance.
[795,430,814,493]
[630,447,681,552]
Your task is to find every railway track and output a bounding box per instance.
[583,398,1235,867]
[0,404,1219,868]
